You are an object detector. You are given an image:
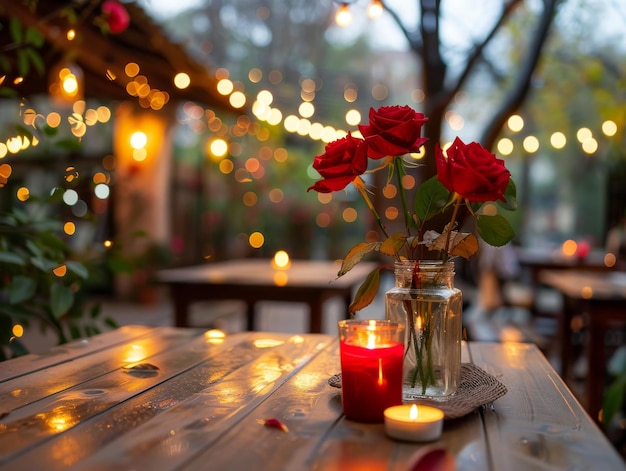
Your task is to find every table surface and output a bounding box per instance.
[157,259,377,289]
[1,326,624,471]
[540,269,626,300]
[517,247,610,268]
[156,259,379,332]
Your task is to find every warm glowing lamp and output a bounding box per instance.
[335,3,352,26]
[367,0,383,18]
[49,61,83,102]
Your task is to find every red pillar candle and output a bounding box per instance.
[338,320,405,422]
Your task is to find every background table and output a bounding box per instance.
[1,326,623,470]
[539,269,626,422]
[157,259,377,333]
[516,247,613,317]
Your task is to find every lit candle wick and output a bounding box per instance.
[410,404,418,421]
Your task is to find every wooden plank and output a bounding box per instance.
[0,326,202,412]
[469,342,626,471]
[181,340,488,471]
[179,337,345,471]
[0,325,154,383]
[0,327,224,464]
[4,333,333,471]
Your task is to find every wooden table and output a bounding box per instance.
[157,259,377,333]
[539,269,626,422]
[1,326,624,470]
[516,247,613,317]
[517,247,611,281]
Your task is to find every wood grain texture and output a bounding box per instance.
[469,342,625,471]
[0,327,624,471]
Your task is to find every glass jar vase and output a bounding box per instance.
[385,260,462,399]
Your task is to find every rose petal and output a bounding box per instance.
[260,417,289,433]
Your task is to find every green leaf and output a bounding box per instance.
[66,261,89,279]
[54,138,83,152]
[348,268,381,315]
[8,275,37,304]
[107,257,134,274]
[338,242,379,277]
[25,27,44,47]
[89,303,102,319]
[30,255,58,273]
[0,54,11,73]
[602,374,626,426]
[0,87,19,98]
[414,176,450,223]
[0,302,39,320]
[69,323,81,339]
[9,18,23,43]
[477,214,515,247]
[498,179,518,211]
[37,231,68,252]
[16,49,29,77]
[104,317,119,329]
[24,47,45,76]
[0,251,26,265]
[42,125,59,137]
[50,282,74,318]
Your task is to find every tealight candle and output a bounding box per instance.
[384,404,444,442]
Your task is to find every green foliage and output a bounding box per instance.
[0,201,117,361]
[0,16,45,96]
[602,346,626,429]
[414,177,450,223]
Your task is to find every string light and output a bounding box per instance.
[367,0,383,18]
[335,3,352,26]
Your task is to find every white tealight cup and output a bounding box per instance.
[384,404,444,442]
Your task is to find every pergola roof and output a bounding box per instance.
[0,1,239,114]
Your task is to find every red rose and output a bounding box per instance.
[436,137,510,202]
[358,105,428,159]
[307,134,368,193]
[102,1,130,34]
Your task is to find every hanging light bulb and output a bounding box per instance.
[367,0,383,18]
[48,60,83,103]
[335,3,352,27]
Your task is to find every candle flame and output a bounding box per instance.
[410,404,418,421]
[416,316,422,330]
[378,358,384,386]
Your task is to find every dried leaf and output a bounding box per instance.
[447,233,479,259]
[338,242,379,277]
[380,233,407,257]
[423,230,478,260]
[349,268,381,314]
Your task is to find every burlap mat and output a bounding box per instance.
[328,363,507,420]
